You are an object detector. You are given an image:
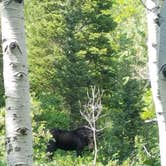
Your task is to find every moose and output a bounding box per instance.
[46,126,94,159]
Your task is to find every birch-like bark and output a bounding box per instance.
[1,0,33,165]
[0,2,4,106]
[158,1,166,165]
[147,0,166,165]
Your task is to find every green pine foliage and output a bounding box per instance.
[25,0,117,124]
[0,0,160,165]
[25,0,159,165]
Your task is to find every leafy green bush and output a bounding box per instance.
[0,95,160,166]
[0,160,7,166]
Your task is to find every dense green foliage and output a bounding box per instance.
[0,0,160,165]
[26,0,118,125]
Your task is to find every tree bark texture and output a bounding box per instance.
[158,1,166,165]
[1,0,33,165]
[147,0,166,165]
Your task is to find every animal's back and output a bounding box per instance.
[50,129,84,150]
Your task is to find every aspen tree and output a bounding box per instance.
[146,0,166,165]
[1,0,33,165]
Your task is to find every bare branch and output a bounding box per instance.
[79,86,104,165]
[96,127,107,132]
[143,145,152,157]
[145,118,157,123]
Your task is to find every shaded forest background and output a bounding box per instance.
[0,0,160,165]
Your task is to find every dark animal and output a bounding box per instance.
[46,126,93,159]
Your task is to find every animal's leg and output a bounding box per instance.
[76,150,82,157]
[76,147,83,157]
[46,139,56,160]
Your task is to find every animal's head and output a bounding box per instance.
[74,126,94,148]
[75,126,93,139]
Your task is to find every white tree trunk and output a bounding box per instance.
[1,0,33,165]
[147,0,166,165]
[158,1,166,165]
